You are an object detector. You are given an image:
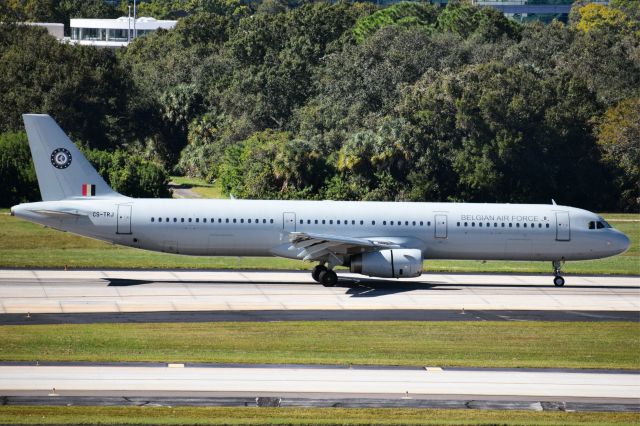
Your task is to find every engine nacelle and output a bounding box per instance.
[350,249,423,278]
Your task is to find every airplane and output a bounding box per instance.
[10,114,631,287]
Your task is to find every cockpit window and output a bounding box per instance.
[589,219,613,230]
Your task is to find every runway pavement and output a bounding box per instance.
[0,269,638,315]
[0,364,638,412]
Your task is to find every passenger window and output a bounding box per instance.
[158,217,162,222]
[314,220,318,224]
[263,219,266,223]
[225,219,229,223]
[390,221,394,225]
[203,218,207,223]
[479,222,483,227]
[546,223,550,228]
[299,220,303,224]
[383,221,387,225]
[270,219,274,224]
[501,223,505,227]
[428,221,431,226]
[457,222,460,227]
[523,223,527,228]
[166,218,169,222]
[420,221,423,226]
[151,217,154,222]
[360,220,363,225]
[516,223,520,228]
[353,220,356,225]
[188,218,192,223]
[464,222,468,227]
[494,223,497,227]
[240,219,244,223]
[181,218,185,223]
[322,220,326,225]
[412,221,416,226]
[538,223,542,228]
[218,219,222,223]
[337,220,340,225]
[509,223,512,228]
[196,218,199,223]
[174,218,177,223]
[405,221,409,226]
[472,222,475,227]
[307,220,311,224]
[372,220,376,225]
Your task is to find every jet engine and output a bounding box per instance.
[350,249,423,278]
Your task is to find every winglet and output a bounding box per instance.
[551,199,557,205]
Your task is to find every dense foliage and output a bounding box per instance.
[1,0,638,210]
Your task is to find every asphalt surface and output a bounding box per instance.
[1,309,638,325]
[1,269,638,314]
[2,395,638,412]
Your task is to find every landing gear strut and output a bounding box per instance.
[552,260,565,287]
[311,264,337,287]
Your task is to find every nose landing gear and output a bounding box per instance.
[311,264,338,287]
[552,260,565,287]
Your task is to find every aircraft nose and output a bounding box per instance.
[610,231,631,255]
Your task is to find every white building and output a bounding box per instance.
[69,17,177,48]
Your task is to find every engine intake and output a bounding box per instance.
[350,249,423,278]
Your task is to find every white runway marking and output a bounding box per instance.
[0,366,637,399]
[0,270,638,314]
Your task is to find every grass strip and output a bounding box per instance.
[1,322,638,369]
[1,210,638,273]
[0,406,638,425]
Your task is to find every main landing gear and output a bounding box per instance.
[552,260,565,287]
[312,264,338,287]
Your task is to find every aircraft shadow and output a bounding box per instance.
[103,278,638,292]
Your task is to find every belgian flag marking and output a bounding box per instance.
[82,184,96,196]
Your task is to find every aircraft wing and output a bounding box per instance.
[288,231,400,262]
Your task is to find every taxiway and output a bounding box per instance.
[0,269,637,315]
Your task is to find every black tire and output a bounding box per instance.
[553,276,565,287]
[311,265,327,282]
[319,269,338,287]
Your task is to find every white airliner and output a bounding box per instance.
[11,115,631,286]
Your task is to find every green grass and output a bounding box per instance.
[1,322,638,369]
[1,209,638,273]
[170,176,224,198]
[0,406,637,425]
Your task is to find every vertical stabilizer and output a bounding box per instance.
[23,114,123,201]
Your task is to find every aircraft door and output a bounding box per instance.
[555,211,570,241]
[117,205,132,234]
[283,212,296,232]
[435,214,447,239]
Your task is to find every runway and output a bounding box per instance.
[0,269,638,316]
[1,364,638,412]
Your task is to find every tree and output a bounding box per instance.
[0,132,39,206]
[597,97,640,210]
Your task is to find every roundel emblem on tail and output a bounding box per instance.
[50,148,72,169]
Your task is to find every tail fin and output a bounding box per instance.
[23,114,123,201]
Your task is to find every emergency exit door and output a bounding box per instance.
[117,205,132,234]
[283,212,296,232]
[435,214,447,239]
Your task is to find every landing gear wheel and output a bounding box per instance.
[552,260,565,287]
[319,269,338,287]
[311,265,327,282]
